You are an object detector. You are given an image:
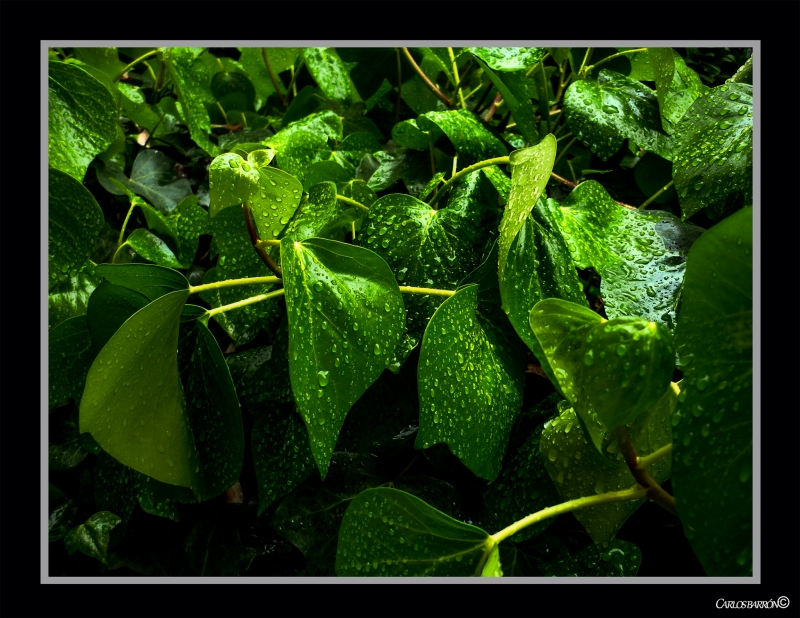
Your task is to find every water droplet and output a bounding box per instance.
[317,370,329,387]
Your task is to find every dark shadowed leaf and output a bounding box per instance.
[49,316,95,409]
[64,511,122,565]
[474,59,540,146]
[49,261,101,330]
[650,48,709,135]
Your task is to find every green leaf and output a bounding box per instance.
[302,161,351,191]
[474,59,540,146]
[467,47,547,72]
[227,324,293,409]
[671,207,752,576]
[126,229,184,268]
[391,118,443,151]
[622,48,655,81]
[64,511,122,565]
[74,47,124,85]
[49,403,89,470]
[281,181,357,243]
[634,153,677,205]
[338,179,377,210]
[49,498,78,543]
[251,405,316,516]
[556,180,704,330]
[671,83,752,220]
[401,74,447,115]
[416,284,525,480]
[48,168,104,291]
[208,152,261,216]
[118,83,162,133]
[237,48,283,108]
[86,281,150,351]
[48,61,117,180]
[497,135,557,286]
[500,195,587,387]
[96,149,193,215]
[49,316,96,409]
[164,48,219,156]
[530,299,675,433]
[336,486,494,576]
[94,263,189,301]
[49,261,101,330]
[650,48,710,135]
[417,109,508,165]
[540,387,675,544]
[563,69,673,161]
[303,47,360,106]
[281,237,406,479]
[481,545,503,577]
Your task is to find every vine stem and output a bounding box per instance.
[637,443,673,470]
[577,47,594,79]
[539,60,551,134]
[255,239,282,249]
[401,48,452,108]
[285,58,306,100]
[584,48,648,76]
[491,484,648,544]
[242,201,282,277]
[638,180,674,210]
[262,48,286,107]
[336,194,369,213]
[399,286,455,298]
[206,288,286,318]
[448,47,467,109]
[549,172,637,210]
[114,49,160,82]
[428,156,511,208]
[189,275,282,295]
[116,200,138,252]
[395,49,403,124]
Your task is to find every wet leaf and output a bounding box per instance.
[49,316,95,409]
[672,207,752,576]
[48,168,104,291]
[64,511,122,565]
[416,284,525,480]
[650,48,710,134]
[391,118,443,151]
[303,47,360,106]
[126,229,184,268]
[467,47,547,72]
[417,109,508,165]
[564,69,673,161]
[280,181,358,243]
[281,237,406,478]
[474,59,540,146]
[556,180,704,330]
[671,83,752,219]
[94,263,189,301]
[49,261,101,330]
[574,538,642,576]
[48,61,117,181]
[49,498,78,543]
[86,281,150,351]
[336,486,493,576]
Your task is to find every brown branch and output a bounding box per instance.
[614,426,677,516]
[483,92,503,121]
[242,201,282,277]
[549,172,636,209]
[401,47,452,108]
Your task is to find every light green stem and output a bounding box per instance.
[448,47,467,109]
[539,60,551,134]
[636,443,673,470]
[117,200,138,250]
[491,484,648,544]
[336,195,369,213]
[112,242,130,265]
[584,48,648,76]
[638,180,674,210]
[207,288,286,318]
[399,286,455,298]
[553,136,577,167]
[577,47,593,79]
[255,239,282,249]
[428,156,511,208]
[189,276,282,295]
[114,49,160,82]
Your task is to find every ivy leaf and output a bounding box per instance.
[48,61,117,181]
[467,47,547,72]
[417,109,508,165]
[416,284,525,480]
[126,229,184,268]
[672,207,752,576]
[497,136,557,287]
[281,181,359,243]
[94,263,188,301]
[86,281,150,351]
[280,237,406,479]
[49,261,101,330]
[540,387,675,544]
[563,69,673,161]
[303,47,360,106]
[336,486,494,576]
[164,48,219,156]
[474,59,540,146]
[49,498,78,543]
[48,168,104,291]
[64,511,122,565]
[391,118,443,151]
[556,180,704,330]
[671,83,752,220]
[208,152,261,215]
[650,48,710,134]
[49,316,96,409]
[500,195,587,388]
[530,299,675,435]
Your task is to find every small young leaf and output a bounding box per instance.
[64,511,122,565]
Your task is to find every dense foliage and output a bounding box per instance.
[48,45,753,578]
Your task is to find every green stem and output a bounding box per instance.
[401,47,452,108]
[638,180,674,210]
[336,195,369,213]
[242,201,282,277]
[428,156,511,208]
[395,48,403,124]
[189,276,282,296]
[216,101,229,125]
[553,136,576,167]
[117,200,138,250]
[448,47,467,109]
[262,48,286,107]
[142,61,158,86]
[112,242,130,265]
[207,288,286,319]
[577,48,594,79]
[115,49,160,82]
[539,60,551,134]
[255,239,282,249]
[491,484,648,544]
[614,425,678,516]
[584,48,648,76]
[399,286,455,298]
[637,443,673,470]
[285,58,305,100]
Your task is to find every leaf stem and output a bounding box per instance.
[116,200,138,251]
[448,47,467,109]
[395,49,403,124]
[189,275,282,295]
[491,484,648,544]
[614,425,677,516]
[553,137,577,167]
[539,60,551,134]
[255,239,282,249]
[115,49,160,82]
[577,48,594,79]
[584,48,648,76]
[206,288,286,318]
[636,443,673,470]
[242,201,282,277]
[638,180,674,210]
[401,48,452,108]
[285,58,305,100]
[398,286,455,298]
[112,242,130,265]
[336,195,369,213]
[428,156,511,208]
[262,48,286,107]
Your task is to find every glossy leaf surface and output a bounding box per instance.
[474,60,540,146]
[48,261,101,330]
[650,48,709,134]
[303,47,359,106]
[94,263,188,301]
[468,47,547,72]
[417,109,508,165]
[64,511,122,565]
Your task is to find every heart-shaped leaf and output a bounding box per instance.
[49,261,101,330]
[564,69,673,161]
[281,181,358,243]
[416,284,525,480]
[336,486,494,576]
[48,61,117,181]
[671,83,752,220]
[467,47,547,72]
[281,237,406,479]
[48,168,105,291]
[64,511,122,565]
[671,207,752,576]
[417,109,508,165]
[303,47,360,106]
[94,263,189,301]
[649,48,709,134]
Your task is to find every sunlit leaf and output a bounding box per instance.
[650,48,710,134]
